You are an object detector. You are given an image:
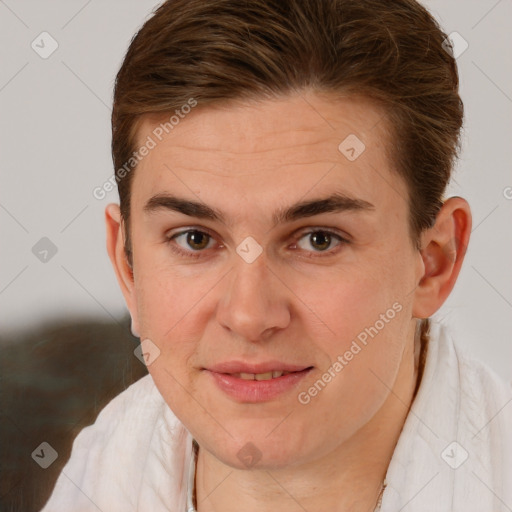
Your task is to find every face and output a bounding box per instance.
[119,92,424,469]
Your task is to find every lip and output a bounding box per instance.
[206,360,311,374]
[204,362,313,403]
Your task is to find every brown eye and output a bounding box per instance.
[185,230,210,250]
[297,230,343,253]
[309,231,331,251]
[170,229,215,253]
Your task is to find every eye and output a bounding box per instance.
[165,227,349,260]
[167,229,217,258]
[293,229,348,256]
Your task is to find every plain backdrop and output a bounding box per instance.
[1,0,511,380]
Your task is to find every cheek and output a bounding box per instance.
[134,255,218,330]
[134,267,208,424]
[293,256,413,405]
[294,285,408,444]
[132,265,212,386]
[297,257,407,340]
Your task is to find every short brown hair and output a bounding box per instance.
[111,0,464,377]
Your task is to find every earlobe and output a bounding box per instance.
[412,197,472,319]
[130,316,140,338]
[105,203,139,331]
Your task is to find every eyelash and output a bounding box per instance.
[165,227,350,260]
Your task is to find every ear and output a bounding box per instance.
[412,196,472,319]
[105,203,140,335]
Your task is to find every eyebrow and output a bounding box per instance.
[143,191,375,227]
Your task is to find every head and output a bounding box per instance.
[106,0,471,469]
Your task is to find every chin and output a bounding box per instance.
[205,432,316,471]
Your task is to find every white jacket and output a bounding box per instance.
[41,322,512,512]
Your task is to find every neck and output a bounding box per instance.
[195,325,421,512]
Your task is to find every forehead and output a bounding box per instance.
[135,92,389,158]
[130,92,407,224]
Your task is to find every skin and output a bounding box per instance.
[105,91,471,512]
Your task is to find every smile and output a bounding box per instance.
[229,370,293,380]
[205,367,314,402]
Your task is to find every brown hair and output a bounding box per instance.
[111,0,464,362]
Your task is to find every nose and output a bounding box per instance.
[215,251,291,343]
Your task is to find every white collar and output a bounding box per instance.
[186,439,199,512]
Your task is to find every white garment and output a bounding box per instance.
[40,322,512,512]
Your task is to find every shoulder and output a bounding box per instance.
[381,322,512,511]
[431,323,512,478]
[88,373,165,431]
[40,374,177,511]
[427,322,512,425]
[443,323,512,408]
[65,373,167,446]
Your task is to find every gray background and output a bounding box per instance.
[1,0,511,379]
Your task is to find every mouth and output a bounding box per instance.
[205,360,312,375]
[228,370,299,380]
[203,363,314,402]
